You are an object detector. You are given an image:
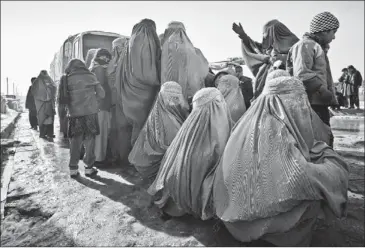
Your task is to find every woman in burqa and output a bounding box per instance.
[89,48,113,165]
[129,81,190,179]
[211,70,349,246]
[107,37,132,164]
[147,88,232,220]
[119,19,162,147]
[31,70,57,140]
[160,21,209,103]
[216,74,246,123]
[232,19,299,99]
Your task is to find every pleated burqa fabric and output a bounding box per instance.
[32,71,57,125]
[161,21,209,102]
[147,88,232,220]
[216,75,246,124]
[129,81,190,179]
[119,19,162,146]
[239,20,299,99]
[107,37,132,163]
[211,71,349,246]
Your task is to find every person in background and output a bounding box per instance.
[59,59,105,178]
[89,48,113,167]
[216,74,246,123]
[234,65,253,108]
[85,49,97,69]
[26,77,38,130]
[232,19,299,99]
[108,37,132,166]
[347,65,363,109]
[339,68,351,108]
[31,70,57,141]
[286,11,340,147]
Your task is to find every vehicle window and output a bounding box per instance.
[82,34,118,60]
[73,39,80,59]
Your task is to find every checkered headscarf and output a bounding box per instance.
[310,12,340,34]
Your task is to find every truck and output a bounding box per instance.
[49,30,128,84]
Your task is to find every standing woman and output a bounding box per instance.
[89,48,113,166]
[26,77,38,130]
[232,20,299,99]
[108,37,132,165]
[32,70,57,141]
[120,19,161,146]
[59,59,105,178]
[161,21,209,103]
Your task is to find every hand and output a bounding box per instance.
[232,22,244,35]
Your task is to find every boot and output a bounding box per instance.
[39,125,47,139]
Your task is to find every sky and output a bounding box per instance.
[1,1,364,96]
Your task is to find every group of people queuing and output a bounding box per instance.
[336,65,363,110]
[26,11,350,246]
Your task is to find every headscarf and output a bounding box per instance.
[216,75,246,123]
[89,48,112,70]
[161,21,209,101]
[128,81,190,179]
[85,49,97,69]
[212,71,348,243]
[310,12,340,34]
[120,18,162,146]
[262,19,299,54]
[148,88,232,220]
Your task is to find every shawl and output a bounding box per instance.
[240,20,299,99]
[26,86,36,111]
[148,88,232,220]
[212,72,348,242]
[161,21,209,101]
[216,75,246,123]
[128,81,190,179]
[119,19,162,145]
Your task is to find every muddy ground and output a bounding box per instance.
[0,113,364,247]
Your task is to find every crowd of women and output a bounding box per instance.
[26,11,349,246]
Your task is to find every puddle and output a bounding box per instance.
[348,191,364,200]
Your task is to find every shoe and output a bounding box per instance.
[70,169,80,178]
[85,167,98,177]
[39,135,47,139]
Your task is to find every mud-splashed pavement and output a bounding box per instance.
[0,113,364,246]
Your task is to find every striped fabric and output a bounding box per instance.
[310,12,340,34]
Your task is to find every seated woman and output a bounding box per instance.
[147,88,232,220]
[216,74,246,124]
[129,81,190,179]
[212,70,349,246]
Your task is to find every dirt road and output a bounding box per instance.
[1,113,364,246]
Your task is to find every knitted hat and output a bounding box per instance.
[310,12,340,34]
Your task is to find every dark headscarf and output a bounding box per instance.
[90,48,112,68]
[261,19,299,54]
[58,59,94,105]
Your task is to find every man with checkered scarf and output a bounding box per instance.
[286,11,340,147]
